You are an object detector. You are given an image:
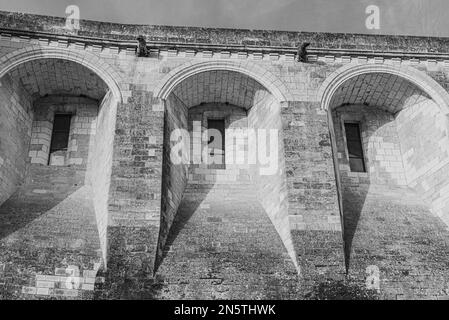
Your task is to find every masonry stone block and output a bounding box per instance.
[2,11,449,299]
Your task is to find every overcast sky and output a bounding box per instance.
[0,0,447,37]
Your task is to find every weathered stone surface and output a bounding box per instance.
[155,182,300,299]
[1,11,449,300]
[343,184,449,300]
[2,11,449,54]
[0,74,33,205]
[0,166,102,300]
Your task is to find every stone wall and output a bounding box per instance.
[103,86,165,299]
[3,10,449,299]
[281,101,345,287]
[332,104,407,191]
[341,182,449,300]
[30,96,98,167]
[0,91,108,299]
[187,103,249,183]
[4,10,449,54]
[328,82,449,299]
[0,74,33,205]
[156,93,189,269]
[396,97,449,225]
[0,164,103,300]
[331,98,449,229]
[247,94,298,271]
[89,91,117,264]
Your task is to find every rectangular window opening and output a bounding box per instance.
[207,119,225,167]
[49,114,72,155]
[344,122,366,173]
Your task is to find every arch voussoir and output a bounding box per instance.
[318,63,449,114]
[155,59,293,103]
[0,46,124,103]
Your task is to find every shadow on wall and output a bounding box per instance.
[157,182,214,270]
[305,278,379,300]
[138,178,213,299]
[342,183,369,271]
[0,158,102,250]
[0,96,109,245]
[328,94,449,299]
[0,97,115,299]
[332,105,404,271]
[0,167,84,240]
[151,171,300,299]
[0,165,104,300]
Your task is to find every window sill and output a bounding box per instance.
[347,171,368,177]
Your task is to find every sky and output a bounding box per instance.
[0,0,447,37]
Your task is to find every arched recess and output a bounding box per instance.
[154,61,300,281]
[0,46,124,269]
[0,46,124,103]
[154,59,293,103]
[318,62,449,272]
[319,63,449,114]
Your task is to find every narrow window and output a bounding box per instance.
[49,114,72,154]
[344,122,366,172]
[207,119,225,165]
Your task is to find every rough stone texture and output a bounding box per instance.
[108,89,164,228]
[188,103,249,180]
[328,62,449,300]
[7,58,108,101]
[30,96,98,166]
[0,74,33,205]
[396,97,449,225]
[282,101,345,288]
[2,11,449,299]
[283,101,342,231]
[329,73,429,113]
[155,182,300,299]
[248,95,298,271]
[343,184,449,300]
[173,71,267,110]
[102,86,165,297]
[332,104,407,188]
[157,93,189,271]
[3,10,449,54]
[0,165,102,300]
[98,225,159,299]
[89,91,117,263]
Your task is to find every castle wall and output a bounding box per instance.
[89,91,117,264]
[103,88,165,298]
[328,87,449,300]
[2,11,449,299]
[157,93,189,268]
[187,103,249,182]
[30,97,98,167]
[332,104,407,192]
[396,97,449,225]
[282,100,345,287]
[0,74,33,205]
[0,92,105,299]
[247,94,298,271]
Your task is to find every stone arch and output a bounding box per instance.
[319,62,449,273]
[0,46,124,103]
[155,59,293,103]
[318,63,449,114]
[155,59,300,277]
[0,45,124,269]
